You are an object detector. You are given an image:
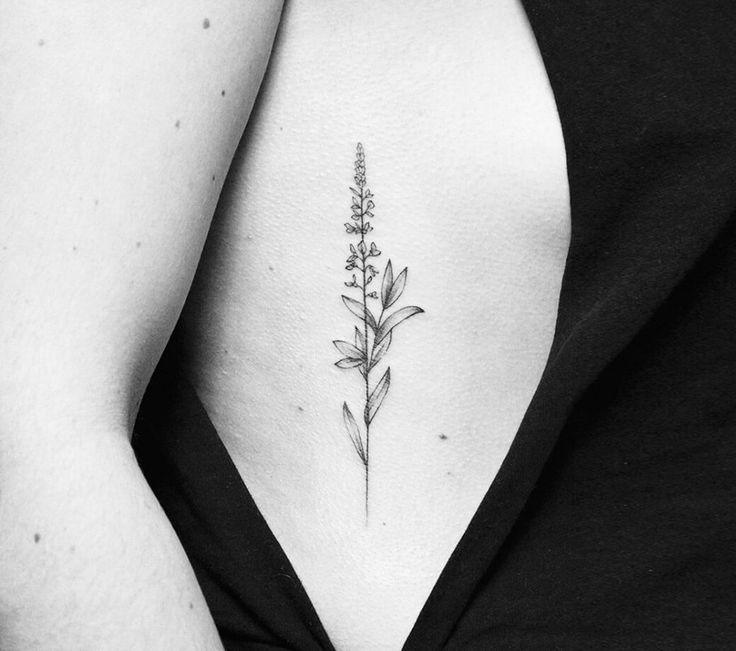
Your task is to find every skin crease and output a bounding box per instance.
[178,1,571,649]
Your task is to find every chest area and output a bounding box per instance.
[178,1,570,648]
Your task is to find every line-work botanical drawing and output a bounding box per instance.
[333,143,424,518]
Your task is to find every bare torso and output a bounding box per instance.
[178,1,570,647]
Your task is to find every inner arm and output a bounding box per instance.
[0,2,282,648]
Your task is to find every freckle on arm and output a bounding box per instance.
[202,18,210,29]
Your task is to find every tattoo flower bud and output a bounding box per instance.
[357,241,367,255]
[369,242,381,256]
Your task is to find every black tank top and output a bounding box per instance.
[134,2,736,648]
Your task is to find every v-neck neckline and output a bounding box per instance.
[138,2,736,649]
[158,4,576,650]
[210,3,577,649]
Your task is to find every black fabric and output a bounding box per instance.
[134,368,333,651]
[134,2,736,648]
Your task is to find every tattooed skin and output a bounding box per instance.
[334,143,424,518]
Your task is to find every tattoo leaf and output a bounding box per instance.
[369,331,391,370]
[343,402,367,464]
[381,260,394,307]
[336,357,364,369]
[366,368,391,424]
[342,295,378,330]
[374,306,424,346]
[354,326,366,354]
[333,340,364,360]
[386,267,408,308]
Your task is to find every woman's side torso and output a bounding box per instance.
[177,1,570,648]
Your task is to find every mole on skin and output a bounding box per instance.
[175,120,181,129]
[439,433,448,440]
[33,533,40,543]
[203,18,210,29]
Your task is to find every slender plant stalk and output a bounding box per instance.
[358,185,371,515]
[334,143,424,520]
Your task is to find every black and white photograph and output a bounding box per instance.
[1,2,735,649]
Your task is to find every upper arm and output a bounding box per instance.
[0,4,283,647]
[0,0,283,433]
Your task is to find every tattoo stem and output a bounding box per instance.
[360,186,371,519]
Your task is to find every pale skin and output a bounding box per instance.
[1,2,571,649]
[0,2,283,649]
[178,2,569,648]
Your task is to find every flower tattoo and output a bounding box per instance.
[333,143,424,518]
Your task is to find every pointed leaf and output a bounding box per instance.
[386,267,408,308]
[374,306,424,345]
[366,368,391,424]
[343,402,366,463]
[335,357,363,369]
[354,326,366,354]
[350,187,361,198]
[341,295,378,330]
[333,340,364,359]
[369,331,392,369]
[381,260,394,308]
